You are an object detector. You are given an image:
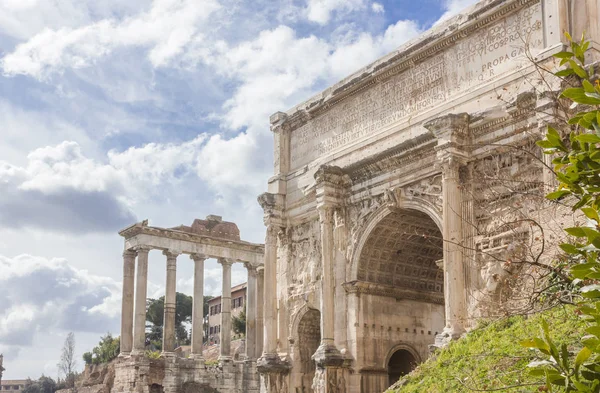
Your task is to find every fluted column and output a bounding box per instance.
[245,263,258,360]
[256,266,264,357]
[162,250,178,354]
[132,246,150,354]
[190,254,207,360]
[119,249,136,355]
[312,205,343,366]
[218,258,234,361]
[262,225,278,356]
[440,158,467,336]
[425,113,470,340]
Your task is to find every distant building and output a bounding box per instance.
[1,380,26,392]
[207,282,247,344]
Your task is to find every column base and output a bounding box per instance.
[161,351,176,359]
[312,343,344,368]
[190,354,205,362]
[256,353,290,374]
[118,352,131,358]
[218,355,233,363]
[130,349,145,357]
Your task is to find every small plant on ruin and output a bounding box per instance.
[522,33,600,391]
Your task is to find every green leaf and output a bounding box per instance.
[584,80,597,93]
[566,227,588,237]
[582,207,600,222]
[553,51,575,59]
[556,68,575,77]
[570,59,589,78]
[576,134,600,143]
[547,190,571,200]
[560,243,579,254]
[562,88,600,105]
[575,347,592,375]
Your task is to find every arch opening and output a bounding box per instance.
[357,208,444,295]
[297,308,321,392]
[353,208,445,392]
[387,349,417,386]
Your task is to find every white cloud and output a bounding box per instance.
[0,253,121,347]
[1,0,220,79]
[306,0,366,25]
[436,0,480,25]
[371,2,384,13]
[0,136,207,233]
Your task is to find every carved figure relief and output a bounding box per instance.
[403,175,443,213]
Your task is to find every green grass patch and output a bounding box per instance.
[387,306,585,392]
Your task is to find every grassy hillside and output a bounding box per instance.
[387,306,585,393]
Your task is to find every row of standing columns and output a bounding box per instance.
[119,248,264,361]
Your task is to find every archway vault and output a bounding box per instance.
[353,207,444,301]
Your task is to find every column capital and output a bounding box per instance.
[123,249,137,258]
[317,204,335,224]
[425,113,470,159]
[162,249,180,259]
[258,192,285,228]
[218,257,235,267]
[244,262,258,274]
[133,245,152,254]
[314,165,345,185]
[256,266,264,276]
[189,253,208,262]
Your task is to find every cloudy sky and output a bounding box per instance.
[0,0,477,379]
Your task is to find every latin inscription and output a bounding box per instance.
[289,3,543,169]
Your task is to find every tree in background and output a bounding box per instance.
[57,332,77,389]
[145,292,215,350]
[232,309,246,336]
[146,292,193,350]
[82,334,120,365]
[22,376,57,393]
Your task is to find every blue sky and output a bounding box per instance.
[0,0,476,379]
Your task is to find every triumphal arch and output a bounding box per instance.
[256,1,600,392]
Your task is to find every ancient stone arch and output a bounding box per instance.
[289,306,322,392]
[349,199,443,284]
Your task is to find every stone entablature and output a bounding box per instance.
[273,0,546,172]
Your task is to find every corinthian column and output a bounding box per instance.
[425,113,470,340]
[313,166,345,368]
[119,249,136,355]
[162,250,179,354]
[190,254,207,360]
[245,263,258,360]
[218,258,234,362]
[132,246,151,354]
[256,266,264,357]
[440,158,467,336]
[256,192,289,374]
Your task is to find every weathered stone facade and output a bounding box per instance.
[256,1,600,392]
